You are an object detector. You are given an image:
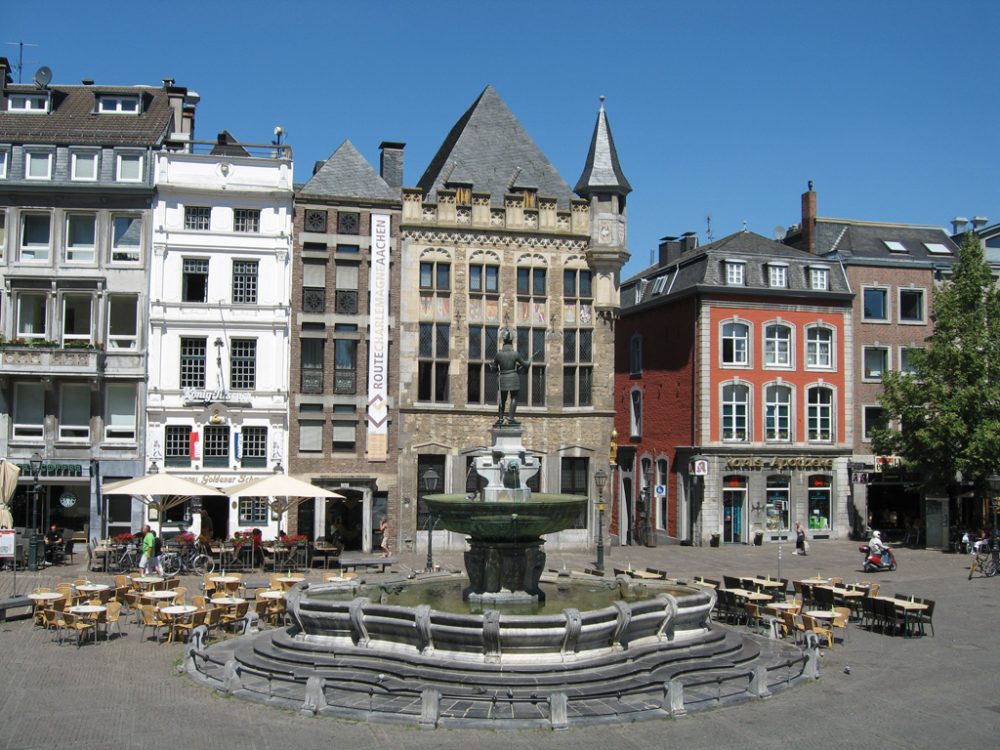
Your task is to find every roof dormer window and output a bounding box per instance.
[98,95,140,114]
[924,242,952,255]
[809,266,830,291]
[8,93,49,113]
[768,262,788,288]
[725,260,746,286]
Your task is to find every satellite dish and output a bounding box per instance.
[773,225,787,240]
[33,66,52,88]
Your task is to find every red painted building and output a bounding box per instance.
[615,229,854,546]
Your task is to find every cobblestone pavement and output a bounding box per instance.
[1,540,998,749]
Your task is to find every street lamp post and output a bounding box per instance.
[26,452,43,571]
[594,469,608,572]
[643,463,655,547]
[422,467,440,572]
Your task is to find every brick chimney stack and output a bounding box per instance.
[379,141,405,189]
[801,181,817,254]
[0,57,11,89]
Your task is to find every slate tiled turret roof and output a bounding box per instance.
[299,139,398,202]
[574,97,631,198]
[416,85,574,207]
[0,84,177,146]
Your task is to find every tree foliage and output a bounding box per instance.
[873,232,1000,495]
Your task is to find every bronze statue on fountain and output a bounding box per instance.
[493,328,529,426]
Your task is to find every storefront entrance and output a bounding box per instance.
[723,476,746,544]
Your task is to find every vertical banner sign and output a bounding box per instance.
[367,213,391,461]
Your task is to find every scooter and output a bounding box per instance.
[859,544,897,572]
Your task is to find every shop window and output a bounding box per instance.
[723,475,747,544]
[238,498,268,525]
[165,425,192,467]
[765,476,790,532]
[13,382,45,439]
[203,425,230,467]
[807,475,832,530]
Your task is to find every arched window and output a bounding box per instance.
[721,321,750,366]
[805,325,834,369]
[721,383,750,441]
[764,323,792,367]
[630,388,642,438]
[655,457,669,531]
[806,386,833,442]
[764,384,792,441]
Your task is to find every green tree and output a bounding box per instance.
[874,232,1000,503]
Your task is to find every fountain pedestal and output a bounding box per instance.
[464,538,546,606]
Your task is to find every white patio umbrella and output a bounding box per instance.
[103,472,224,533]
[0,460,20,529]
[225,474,343,535]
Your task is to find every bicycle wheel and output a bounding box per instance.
[160,552,180,576]
[192,554,215,576]
[986,557,999,578]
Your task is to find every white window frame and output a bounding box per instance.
[13,382,45,440]
[110,214,142,264]
[16,292,48,340]
[61,293,94,345]
[630,388,642,438]
[897,287,926,324]
[725,260,746,286]
[59,383,91,442]
[768,263,788,288]
[862,285,890,322]
[764,383,793,442]
[19,211,51,262]
[115,152,143,182]
[70,150,99,181]
[763,322,793,368]
[809,266,830,291]
[0,209,6,261]
[105,384,137,442]
[899,346,920,375]
[806,385,835,443]
[721,381,751,442]
[64,213,97,263]
[862,346,889,382]
[7,94,49,113]
[25,150,53,180]
[721,319,751,367]
[0,150,8,179]
[98,96,140,114]
[862,405,888,443]
[805,324,835,370]
[107,295,139,350]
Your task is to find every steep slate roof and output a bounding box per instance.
[574,98,631,197]
[621,230,850,310]
[299,139,398,202]
[416,85,575,207]
[0,84,176,146]
[811,219,959,265]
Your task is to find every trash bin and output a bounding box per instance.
[753,532,764,546]
[710,533,720,548]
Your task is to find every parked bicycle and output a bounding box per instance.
[116,543,140,572]
[968,548,997,579]
[160,542,215,576]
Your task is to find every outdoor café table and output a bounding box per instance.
[29,592,65,604]
[629,569,662,580]
[804,609,835,620]
[76,584,110,596]
[211,596,246,606]
[728,588,772,603]
[143,590,178,604]
[325,573,357,582]
[68,604,106,642]
[800,577,831,585]
[209,576,241,585]
[741,577,785,593]
[160,605,198,642]
[275,576,305,590]
[132,576,164,589]
[257,590,285,600]
[768,601,800,612]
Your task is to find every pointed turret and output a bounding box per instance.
[574,96,632,198]
[577,97,631,321]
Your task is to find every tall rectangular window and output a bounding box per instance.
[517,267,546,296]
[302,260,327,313]
[469,264,500,294]
[630,389,642,437]
[764,384,791,441]
[180,337,207,388]
[62,294,93,344]
[863,288,888,321]
[764,324,791,367]
[232,260,258,304]
[418,322,450,402]
[0,151,7,179]
[233,208,260,233]
[0,212,5,261]
[334,338,357,394]
[420,261,450,290]
[65,214,97,263]
[722,383,749,441]
[806,327,833,369]
[108,296,138,350]
[416,454,447,529]
[20,212,51,261]
[562,328,592,406]
[241,426,268,467]
[16,293,47,340]
[165,425,192,467]
[863,347,888,381]
[768,264,787,288]
[721,322,749,366]
[59,383,91,441]
[332,405,356,451]
[300,339,325,393]
[203,425,230,467]
[184,206,211,231]
[230,339,257,390]
[182,258,209,302]
[863,406,888,442]
[807,475,832,530]
[807,387,833,442]
[299,419,324,453]
[560,457,589,528]
[467,325,499,404]
[517,327,546,407]
[105,384,137,441]
[13,383,45,439]
[725,261,745,286]
[765,476,790,532]
[899,289,925,323]
[111,215,142,262]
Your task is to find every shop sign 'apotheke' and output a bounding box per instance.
[724,456,834,471]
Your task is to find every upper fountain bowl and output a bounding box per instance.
[423,493,588,540]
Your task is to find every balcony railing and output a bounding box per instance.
[0,342,99,375]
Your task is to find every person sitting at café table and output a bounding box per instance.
[44,523,63,564]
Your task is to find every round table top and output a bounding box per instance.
[258,590,285,600]
[76,584,110,593]
[29,592,65,601]
[209,576,241,583]
[800,577,830,584]
[69,605,106,614]
[275,576,305,583]
[804,610,836,619]
[143,590,178,600]
[211,597,246,606]
[769,602,800,610]
[133,576,164,584]
[161,605,197,615]
[326,575,355,582]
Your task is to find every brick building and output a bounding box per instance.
[287,140,402,552]
[397,87,628,554]
[616,228,853,546]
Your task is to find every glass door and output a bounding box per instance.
[723,483,746,544]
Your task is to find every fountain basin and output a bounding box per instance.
[422,492,588,540]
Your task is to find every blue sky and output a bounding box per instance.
[6,1,998,278]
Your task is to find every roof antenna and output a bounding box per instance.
[706,213,714,243]
[4,41,39,83]
[742,220,748,233]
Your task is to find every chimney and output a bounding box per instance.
[801,180,817,254]
[951,217,969,235]
[379,141,405,189]
[657,231,699,267]
[972,216,989,231]
[0,57,10,89]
